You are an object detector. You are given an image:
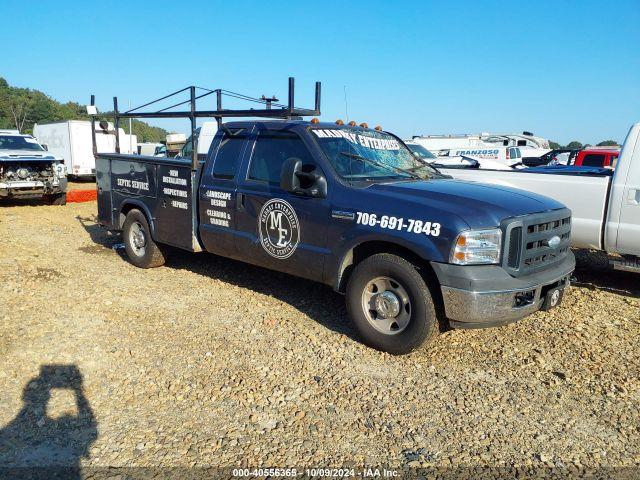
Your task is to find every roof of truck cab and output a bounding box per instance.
[579,148,620,154]
[222,120,382,133]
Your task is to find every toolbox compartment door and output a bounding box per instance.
[154,164,198,250]
[96,156,113,228]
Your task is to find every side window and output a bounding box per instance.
[582,154,605,167]
[180,137,193,158]
[212,128,247,180]
[248,130,314,184]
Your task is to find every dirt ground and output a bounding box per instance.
[0,200,638,477]
[67,180,96,191]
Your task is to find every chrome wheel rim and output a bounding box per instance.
[129,221,146,257]
[361,276,411,335]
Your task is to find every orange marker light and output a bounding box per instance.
[360,122,368,128]
[348,121,356,127]
[310,118,319,124]
[374,125,382,131]
[335,119,344,125]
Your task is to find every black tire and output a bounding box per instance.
[346,253,438,355]
[45,193,67,205]
[122,209,167,268]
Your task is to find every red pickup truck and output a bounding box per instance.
[573,148,620,168]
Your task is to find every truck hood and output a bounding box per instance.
[0,149,61,161]
[370,178,565,229]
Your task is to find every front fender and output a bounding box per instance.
[326,229,449,290]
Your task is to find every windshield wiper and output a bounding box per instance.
[339,151,421,180]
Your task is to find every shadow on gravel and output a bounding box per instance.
[573,249,640,299]
[0,365,97,479]
[76,215,124,256]
[168,249,358,341]
[75,215,357,341]
[0,198,49,208]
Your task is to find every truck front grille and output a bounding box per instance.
[502,209,571,277]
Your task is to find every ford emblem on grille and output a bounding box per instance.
[547,235,561,248]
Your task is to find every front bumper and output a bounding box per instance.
[431,252,575,328]
[0,178,67,198]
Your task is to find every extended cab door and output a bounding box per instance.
[198,127,251,258]
[233,127,331,281]
[616,141,640,256]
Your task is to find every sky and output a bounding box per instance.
[1,0,639,144]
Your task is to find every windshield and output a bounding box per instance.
[310,128,439,181]
[0,135,45,151]
[406,143,436,160]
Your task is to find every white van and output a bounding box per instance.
[405,141,517,170]
[176,121,218,161]
[34,120,137,177]
[138,142,163,156]
[446,146,524,168]
[410,134,487,157]
[411,132,550,157]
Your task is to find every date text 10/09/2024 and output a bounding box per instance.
[232,467,400,477]
[356,211,441,237]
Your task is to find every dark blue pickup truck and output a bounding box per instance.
[93,82,574,354]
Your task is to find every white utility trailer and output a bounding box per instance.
[33,120,137,178]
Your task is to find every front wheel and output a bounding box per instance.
[346,253,438,355]
[122,209,167,268]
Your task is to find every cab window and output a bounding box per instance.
[248,130,314,185]
[180,138,193,158]
[212,128,248,180]
[582,154,605,167]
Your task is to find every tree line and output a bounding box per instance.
[2,77,622,149]
[0,77,168,142]
[549,139,619,150]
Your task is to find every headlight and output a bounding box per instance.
[451,228,502,265]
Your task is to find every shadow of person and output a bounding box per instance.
[0,365,97,479]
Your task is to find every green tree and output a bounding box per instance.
[596,140,619,147]
[0,76,167,142]
[549,141,562,149]
[565,141,583,150]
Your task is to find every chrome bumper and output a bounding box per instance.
[441,274,571,328]
[432,253,576,329]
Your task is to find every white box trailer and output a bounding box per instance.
[138,142,163,156]
[33,120,137,177]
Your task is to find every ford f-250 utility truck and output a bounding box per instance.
[0,130,67,204]
[91,79,575,354]
[438,123,640,274]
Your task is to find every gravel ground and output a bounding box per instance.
[67,181,95,192]
[0,201,638,477]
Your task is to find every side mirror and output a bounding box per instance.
[280,157,327,198]
[42,144,48,151]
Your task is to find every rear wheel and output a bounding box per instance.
[346,253,438,355]
[122,209,167,268]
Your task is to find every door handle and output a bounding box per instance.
[628,188,640,205]
[236,193,245,210]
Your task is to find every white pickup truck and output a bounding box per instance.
[437,123,640,273]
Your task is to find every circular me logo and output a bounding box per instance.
[258,199,300,259]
